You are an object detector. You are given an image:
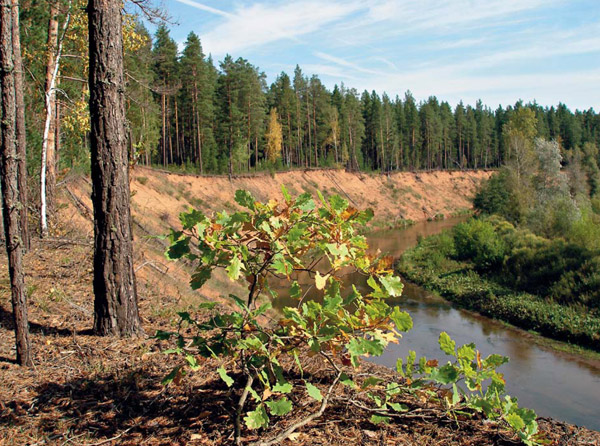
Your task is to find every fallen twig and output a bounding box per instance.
[250,371,343,446]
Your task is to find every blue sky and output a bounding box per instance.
[155,0,600,111]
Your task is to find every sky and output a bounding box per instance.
[154,0,600,111]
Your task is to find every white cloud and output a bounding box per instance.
[363,0,558,31]
[170,0,598,110]
[302,64,361,81]
[428,38,487,50]
[315,52,382,75]
[328,0,563,46]
[198,1,362,56]
[174,0,233,18]
[348,66,600,110]
[372,56,398,71]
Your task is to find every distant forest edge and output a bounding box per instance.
[22,5,600,178]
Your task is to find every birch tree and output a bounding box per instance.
[40,0,71,237]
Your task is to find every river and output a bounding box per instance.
[274,216,600,431]
[368,218,600,431]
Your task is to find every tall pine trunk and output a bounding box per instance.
[0,0,32,366]
[11,0,27,250]
[174,96,180,165]
[88,0,142,337]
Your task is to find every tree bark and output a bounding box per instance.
[161,93,166,166]
[88,0,142,336]
[174,96,180,164]
[11,0,27,250]
[0,0,32,366]
[40,0,59,236]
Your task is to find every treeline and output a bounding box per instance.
[125,24,600,174]
[19,5,600,180]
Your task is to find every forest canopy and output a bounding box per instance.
[18,2,600,180]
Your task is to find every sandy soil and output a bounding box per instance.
[60,168,492,306]
[125,168,492,236]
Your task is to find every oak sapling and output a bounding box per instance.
[159,186,411,444]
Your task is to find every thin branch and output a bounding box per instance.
[126,0,171,24]
[60,74,86,84]
[250,371,343,446]
[235,374,254,446]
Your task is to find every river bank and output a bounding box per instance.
[397,232,600,352]
[5,171,596,444]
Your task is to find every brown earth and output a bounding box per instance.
[60,167,494,307]
[3,168,598,445]
[125,167,492,235]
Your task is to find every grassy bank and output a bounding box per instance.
[398,232,600,352]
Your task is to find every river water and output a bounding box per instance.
[367,218,600,431]
[274,217,600,431]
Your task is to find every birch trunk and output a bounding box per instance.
[40,1,70,237]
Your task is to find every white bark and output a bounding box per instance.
[40,1,71,237]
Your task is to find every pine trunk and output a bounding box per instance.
[174,96,180,165]
[0,0,32,366]
[88,0,142,337]
[11,0,27,250]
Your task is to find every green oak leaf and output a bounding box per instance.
[439,331,456,356]
[347,337,385,357]
[429,363,459,385]
[217,366,234,387]
[226,256,244,281]
[244,404,269,429]
[289,281,302,299]
[265,397,293,416]
[166,236,190,260]
[370,415,391,424]
[505,413,525,431]
[179,209,204,230]
[390,307,413,332]
[190,269,212,290]
[380,275,404,297]
[329,195,348,213]
[305,382,323,402]
[234,189,256,210]
[272,382,293,394]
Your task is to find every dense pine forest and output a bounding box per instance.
[20,2,600,180]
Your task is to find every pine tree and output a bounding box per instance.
[269,72,297,166]
[0,0,32,366]
[125,21,160,166]
[152,24,179,166]
[89,0,142,336]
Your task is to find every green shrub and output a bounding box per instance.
[160,187,413,443]
[161,190,546,446]
[474,170,524,223]
[453,219,506,270]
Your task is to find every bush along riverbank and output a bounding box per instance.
[397,216,600,352]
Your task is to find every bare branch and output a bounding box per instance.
[125,0,171,24]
